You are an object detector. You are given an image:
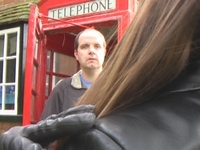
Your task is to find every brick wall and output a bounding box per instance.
[0,121,22,135]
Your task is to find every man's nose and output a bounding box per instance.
[88,46,95,53]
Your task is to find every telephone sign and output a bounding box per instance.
[48,0,116,19]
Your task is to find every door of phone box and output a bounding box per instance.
[23,0,139,125]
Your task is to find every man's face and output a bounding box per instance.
[74,29,106,70]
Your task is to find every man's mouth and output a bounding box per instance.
[88,58,97,61]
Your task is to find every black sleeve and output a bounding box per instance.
[40,81,65,120]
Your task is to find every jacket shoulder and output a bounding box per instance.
[55,78,72,88]
[65,90,200,150]
[65,128,122,150]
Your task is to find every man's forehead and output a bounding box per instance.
[79,33,105,44]
[79,37,104,46]
[77,29,106,48]
[80,29,104,39]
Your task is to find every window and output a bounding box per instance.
[0,27,20,115]
[45,50,77,97]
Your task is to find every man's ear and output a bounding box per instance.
[74,50,78,60]
[105,48,107,55]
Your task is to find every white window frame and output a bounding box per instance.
[0,27,20,115]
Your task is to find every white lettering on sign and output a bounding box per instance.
[48,0,116,19]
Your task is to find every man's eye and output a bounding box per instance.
[95,44,101,49]
[81,45,89,49]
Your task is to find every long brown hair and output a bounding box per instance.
[76,0,200,118]
[55,0,200,149]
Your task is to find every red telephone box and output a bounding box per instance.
[23,0,139,125]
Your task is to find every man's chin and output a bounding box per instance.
[86,65,100,70]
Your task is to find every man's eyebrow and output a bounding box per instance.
[79,43,89,48]
[80,43,89,46]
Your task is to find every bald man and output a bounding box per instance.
[40,28,107,120]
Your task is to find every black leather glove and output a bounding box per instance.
[0,105,96,150]
[0,126,43,150]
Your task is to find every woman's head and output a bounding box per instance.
[76,0,200,117]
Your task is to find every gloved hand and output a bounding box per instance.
[0,126,43,150]
[0,105,96,150]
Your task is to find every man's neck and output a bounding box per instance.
[81,68,102,82]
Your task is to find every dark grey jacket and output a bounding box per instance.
[64,60,200,150]
[40,71,87,120]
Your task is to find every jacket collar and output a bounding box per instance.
[161,60,200,95]
[71,70,87,89]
